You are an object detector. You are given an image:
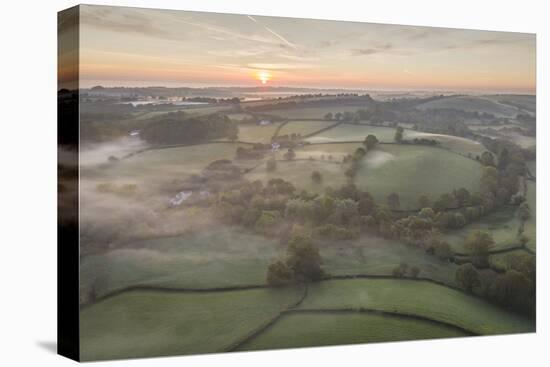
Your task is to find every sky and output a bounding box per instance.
[66,5,535,93]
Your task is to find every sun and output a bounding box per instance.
[256,70,271,84]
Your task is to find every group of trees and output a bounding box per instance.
[455,251,535,316]
[140,112,238,145]
[267,233,324,286]
[394,126,404,143]
[340,134,380,180]
[236,144,270,160]
[392,263,420,278]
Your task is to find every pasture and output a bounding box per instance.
[259,105,367,119]
[354,144,483,210]
[416,96,519,117]
[299,279,534,335]
[320,235,458,285]
[276,120,336,137]
[403,130,486,157]
[238,312,468,351]
[441,208,521,253]
[299,143,359,161]
[237,122,281,143]
[80,287,302,361]
[245,159,348,193]
[134,104,235,120]
[83,142,249,191]
[304,124,396,143]
[80,227,283,299]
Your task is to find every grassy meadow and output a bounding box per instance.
[355,144,483,209]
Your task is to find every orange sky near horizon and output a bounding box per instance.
[61,5,536,93]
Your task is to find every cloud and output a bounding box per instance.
[246,62,313,71]
[80,6,178,41]
[351,43,393,56]
[246,15,297,50]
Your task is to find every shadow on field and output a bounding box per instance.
[36,340,57,354]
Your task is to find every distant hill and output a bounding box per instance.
[416,95,520,118]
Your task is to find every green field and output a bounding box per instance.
[320,235,458,285]
[238,312,468,351]
[277,120,336,137]
[441,208,521,253]
[226,112,254,121]
[237,122,281,143]
[305,124,396,143]
[245,159,348,193]
[80,287,302,361]
[299,279,534,335]
[80,227,282,298]
[84,143,250,190]
[417,96,519,117]
[135,105,235,120]
[484,95,536,113]
[355,145,482,210]
[261,105,366,119]
[299,143,359,161]
[404,131,486,157]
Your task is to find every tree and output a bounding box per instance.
[480,166,499,195]
[358,192,376,215]
[392,263,409,277]
[311,170,323,184]
[324,112,333,120]
[518,202,531,221]
[410,266,420,278]
[266,260,294,286]
[286,235,324,281]
[465,230,494,268]
[387,192,400,210]
[419,207,435,220]
[266,158,277,172]
[284,148,296,160]
[455,263,480,292]
[433,193,455,212]
[454,188,471,206]
[334,112,343,121]
[480,151,495,166]
[433,240,452,261]
[489,270,533,314]
[284,198,314,222]
[394,126,404,143]
[454,212,466,228]
[363,134,379,151]
[255,210,282,235]
[228,130,239,142]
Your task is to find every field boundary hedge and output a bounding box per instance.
[282,308,478,336]
[225,283,309,352]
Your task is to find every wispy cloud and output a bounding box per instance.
[246,62,313,70]
[80,6,177,41]
[247,15,297,50]
[351,43,393,56]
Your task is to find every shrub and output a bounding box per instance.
[410,266,420,278]
[455,263,480,292]
[392,263,409,277]
[267,260,295,286]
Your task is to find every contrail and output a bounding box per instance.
[247,15,297,49]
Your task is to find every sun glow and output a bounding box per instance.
[256,70,271,84]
